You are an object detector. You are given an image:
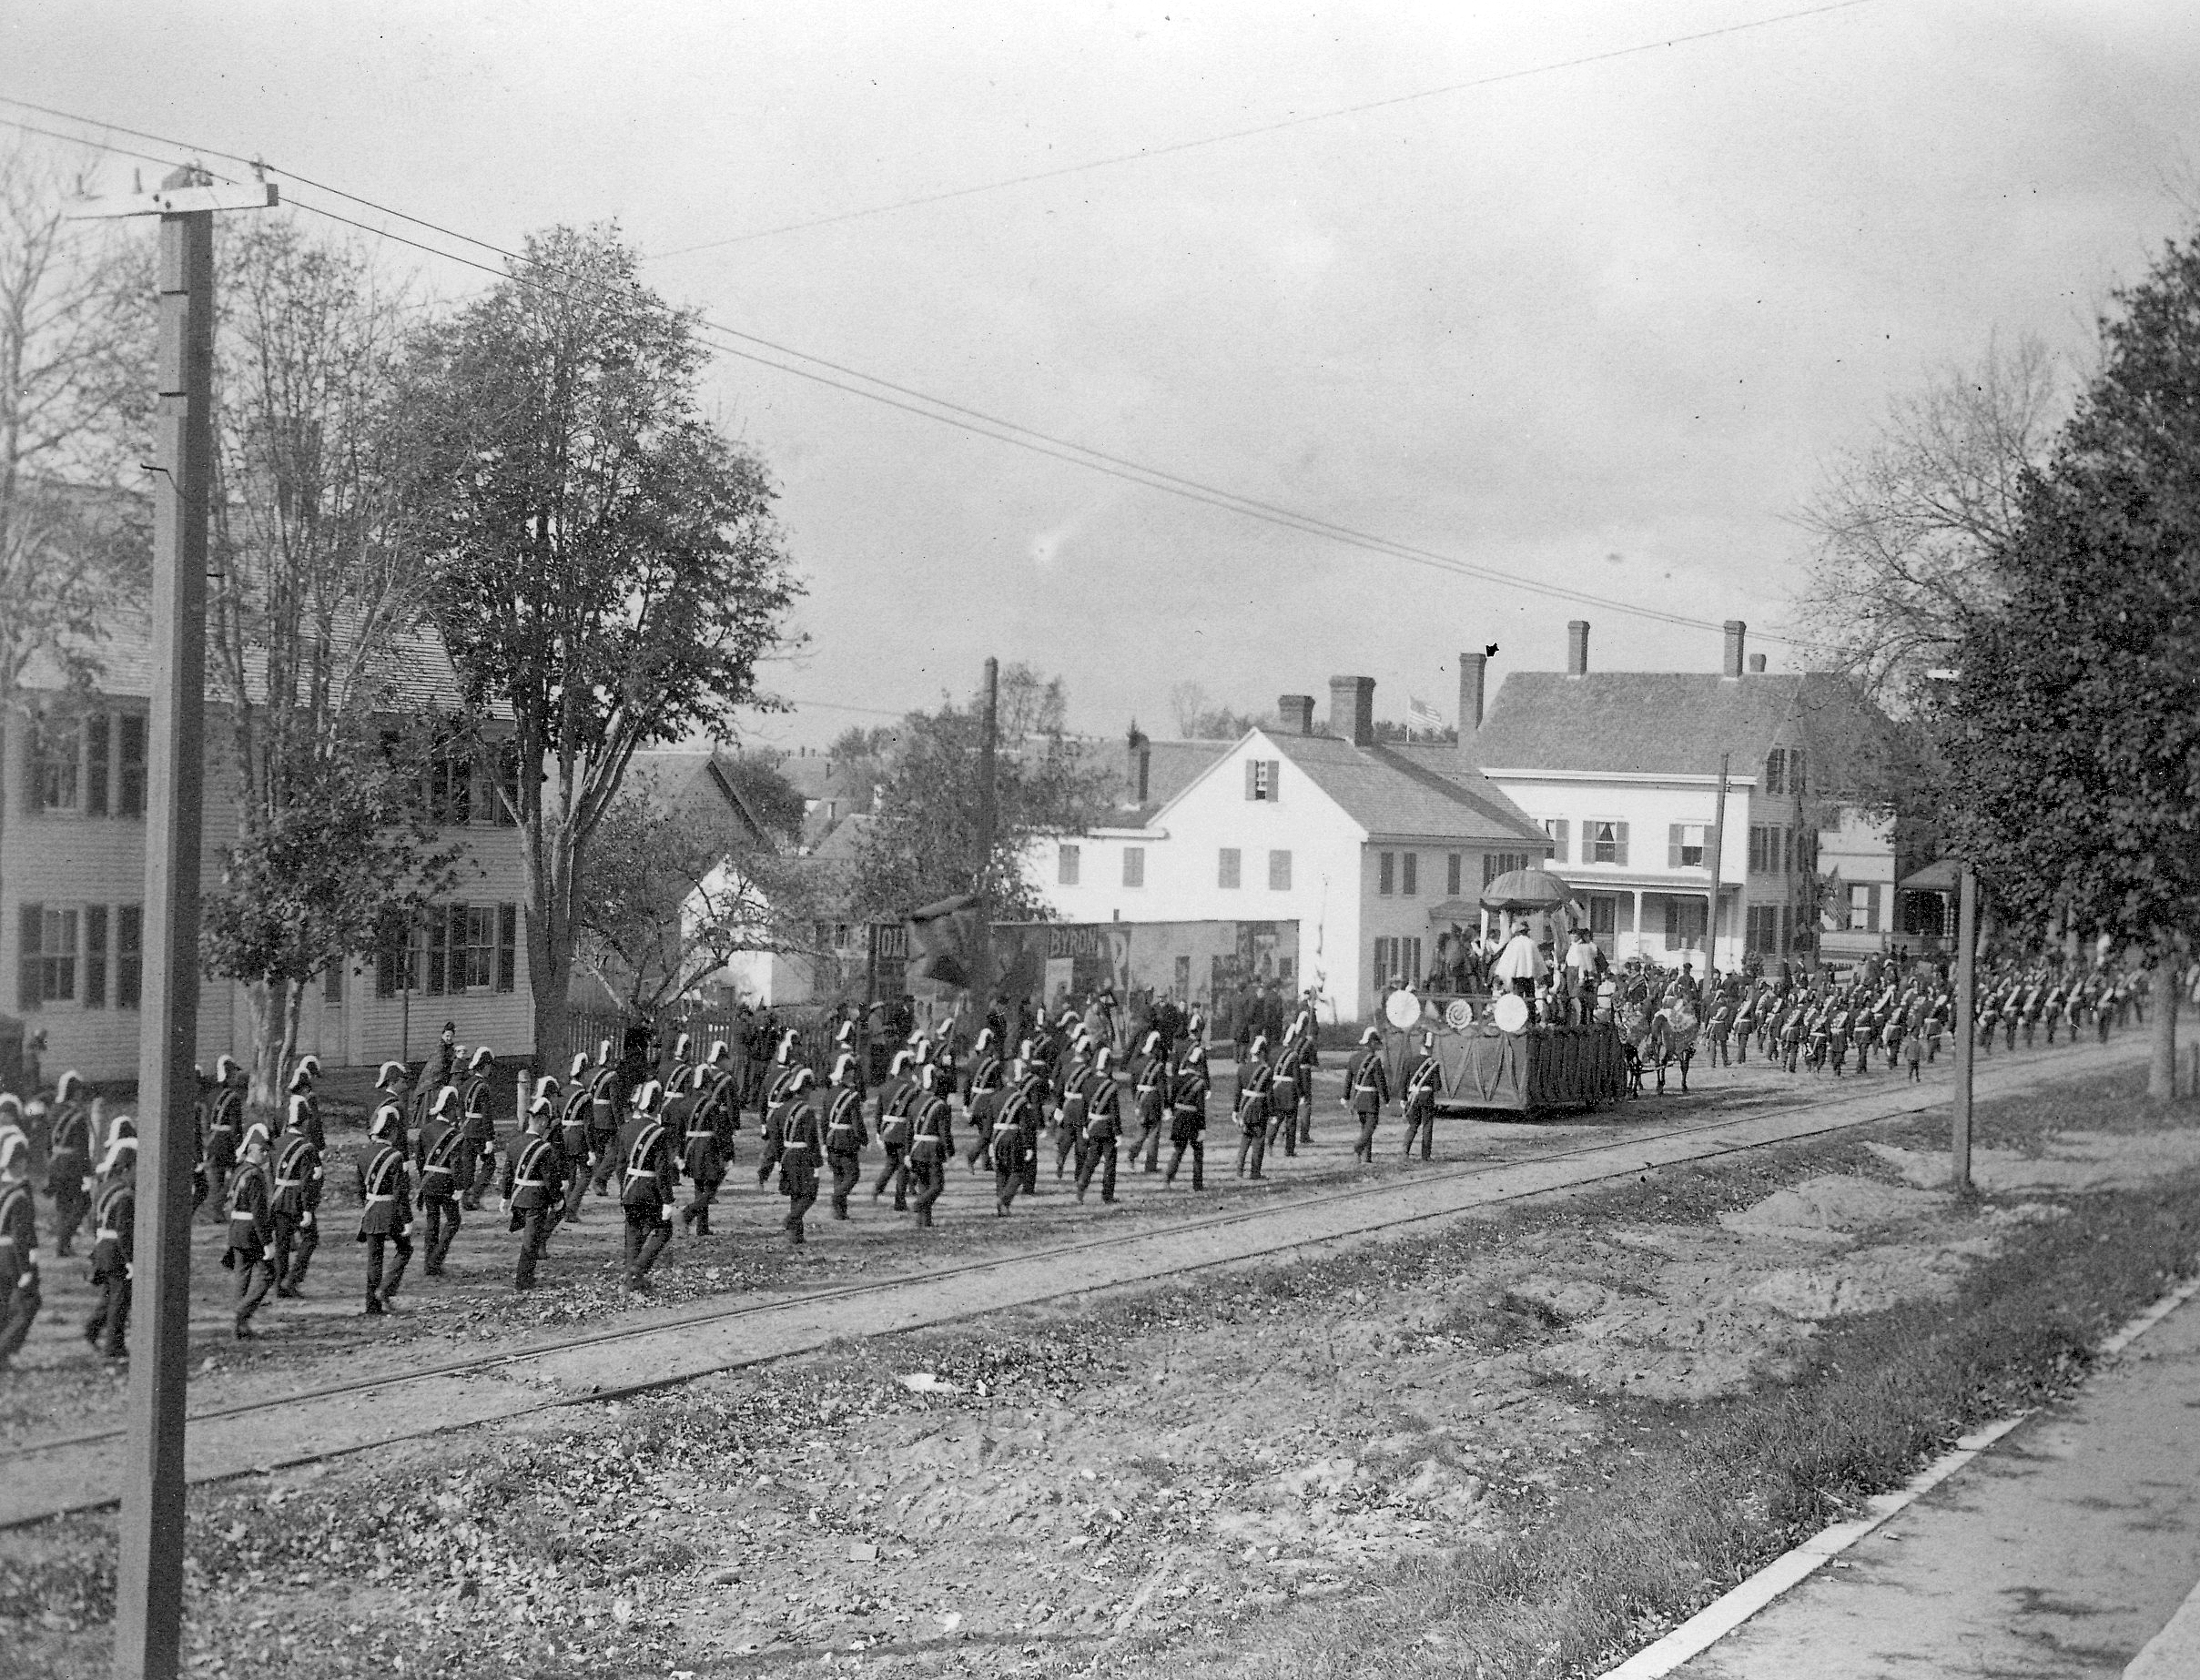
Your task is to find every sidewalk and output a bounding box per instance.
[1670,1272,2200,1678]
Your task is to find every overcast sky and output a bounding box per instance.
[7,1,2195,746]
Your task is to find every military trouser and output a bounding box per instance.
[362,1231,411,1312]
[562,1151,593,1222]
[1402,1096,1435,1161]
[1164,1138,1204,1189]
[963,1112,994,1169]
[1077,1139,1118,1203]
[827,1150,862,1219]
[755,1135,785,1189]
[1351,1105,1381,1161]
[682,1165,725,1235]
[588,1135,621,1196]
[1131,1111,1164,1171]
[4,1268,42,1364]
[1733,1030,1749,1064]
[270,1210,319,1294]
[512,1206,551,1290]
[50,1181,89,1258]
[201,1139,234,1220]
[463,1138,500,1209]
[1021,1130,1041,1195]
[622,1204,672,1286]
[1054,1121,1082,1179]
[421,1195,461,1275]
[995,1160,1022,1214]
[83,1270,126,1357]
[873,1144,908,1210]
[908,1154,944,1227]
[232,1247,274,1328]
[1295,1084,1314,1145]
[1234,1127,1266,1179]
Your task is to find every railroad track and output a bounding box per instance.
[5,1040,2138,1524]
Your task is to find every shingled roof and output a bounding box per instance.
[1261,731,1547,844]
[1468,670,1894,793]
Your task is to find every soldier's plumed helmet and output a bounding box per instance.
[975,1027,994,1053]
[598,1038,615,1064]
[97,1133,137,1176]
[570,1052,592,1080]
[1359,1027,1381,1046]
[778,1031,800,1062]
[835,1021,855,1046]
[527,1095,554,1124]
[534,1076,559,1102]
[470,1046,494,1072]
[1249,1035,1267,1058]
[1141,1031,1161,1058]
[1094,1046,1113,1070]
[708,1038,731,1065]
[832,1053,857,1086]
[0,1130,26,1172]
[888,1049,914,1077]
[634,1080,664,1114]
[1184,1044,1207,1064]
[284,1096,311,1131]
[240,1121,272,1155]
[215,1056,242,1084]
[56,1070,84,1103]
[0,1093,20,1122]
[791,1068,817,1092]
[690,1065,711,1091]
[378,1060,408,1088]
[429,1086,460,1118]
[673,1033,693,1061]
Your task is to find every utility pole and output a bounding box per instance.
[972,657,999,1008]
[1951,861,1979,1194]
[1705,753,1729,977]
[71,163,277,1680]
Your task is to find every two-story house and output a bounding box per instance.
[3,613,537,1084]
[1029,675,1551,1022]
[1465,618,1899,972]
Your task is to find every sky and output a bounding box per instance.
[5,0,2196,748]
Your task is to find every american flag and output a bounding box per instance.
[1407,694,1444,731]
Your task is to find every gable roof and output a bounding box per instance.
[1468,670,1893,791]
[624,749,768,845]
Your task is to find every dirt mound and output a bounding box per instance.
[1867,1130,2200,1193]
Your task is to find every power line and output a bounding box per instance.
[2,95,1812,647]
[649,0,1878,258]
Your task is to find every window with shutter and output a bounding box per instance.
[1615,822,1630,866]
[1446,853,1462,896]
[117,906,143,1008]
[496,904,518,991]
[117,714,147,816]
[1269,849,1292,891]
[1218,848,1242,889]
[1764,749,1786,795]
[1122,846,1145,887]
[424,908,449,997]
[86,715,110,816]
[1377,852,1394,895]
[1402,853,1418,896]
[17,903,41,1011]
[1058,844,1080,886]
[1245,759,1280,802]
[1668,824,1706,868]
[84,906,107,1007]
[1542,818,1569,863]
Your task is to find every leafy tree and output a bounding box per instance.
[400,224,803,1064]
[719,753,806,845]
[576,782,816,1014]
[1796,335,2063,715]
[847,671,1112,924]
[827,724,896,759]
[1946,246,2200,1099]
[0,142,151,923]
[198,219,457,1104]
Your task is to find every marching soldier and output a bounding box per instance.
[83,1129,135,1360]
[679,1066,728,1237]
[356,1101,414,1317]
[824,1054,869,1220]
[1401,1033,1443,1162]
[1054,1039,1093,1181]
[871,1049,918,1211]
[559,1053,599,1222]
[1289,1016,1319,1147]
[500,1093,565,1291]
[1130,1032,1169,1172]
[991,1070,1037,1216]
[777,1068,826,1246]
[1343,1028,1389,1163]
[1234,1036,1275,1181]
[1076,1046,1123,1204]
[415,1086,466,1277]
[45,1071,96,1257]
[286,1057,327,1152]
[457,1046,500,1210]
[962,1028,1007,1170]
[223,1123,277,1339]
[189,1065,211,1214]
[202,1058,245,1217]
[1269,1031,1304,1158]
[585,1039,626,1197]
[269,1096,325,1298]
[615,1082,678,1291]
[1163,1045,1210,1189]
[699,1040,743,1165]
[663,1031,696,1096]
[1,1120,41,1369]
[907,1075,953,1230]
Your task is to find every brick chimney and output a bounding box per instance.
[1458,652,1486,734]
[1125,725,1151,804]
[1566,620,1589,677]
[1722,619,1747,680]
[1327,675,1375,747]
[1749,653,1767,673]
[1276,693,1315,735]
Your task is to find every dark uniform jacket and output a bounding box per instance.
[909,1091,952,1163]
[502,1130,564,1217]
[46,1102,94,1193]
[614,1113,678,1213]
[1083,1068,1123,1142]
[1345,1048,1390,1115]
[1168,1067,1210,1142]
[1404,1052,1444,1108]
[824,1086,868,1156]
[417,1113,464,1201]
[2,1177,40,1291]
[355,1141,413,1237]
[1234,1058,1275,1131]
[270,1131,324,1220]
[225,1159,274,1260]
[89,1173,133,1280]
[459,1068,498,1144]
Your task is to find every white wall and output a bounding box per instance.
[1029,729,1371,1017]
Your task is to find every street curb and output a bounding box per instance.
[1599,1268,2200,1679]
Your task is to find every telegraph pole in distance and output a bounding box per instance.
[973,657,999,1008]
[1706,752,1729,976]
[71,162,277,1680]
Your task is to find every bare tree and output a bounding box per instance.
[1792,335,2065,714]
[1167,681,1210,738]
[0,141,152,923]
[198,218,453,1105]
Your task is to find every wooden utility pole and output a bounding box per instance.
[972,657,999,1006]
[1705,753,1730,976]
[71,163,276,1680]
[1951,861,1979,1194]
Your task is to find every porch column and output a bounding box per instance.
[1632,888,1645,958]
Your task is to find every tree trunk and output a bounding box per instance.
[524,826,579,1084]
[246,979,287,1112]
[2149,953,2181,1102]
